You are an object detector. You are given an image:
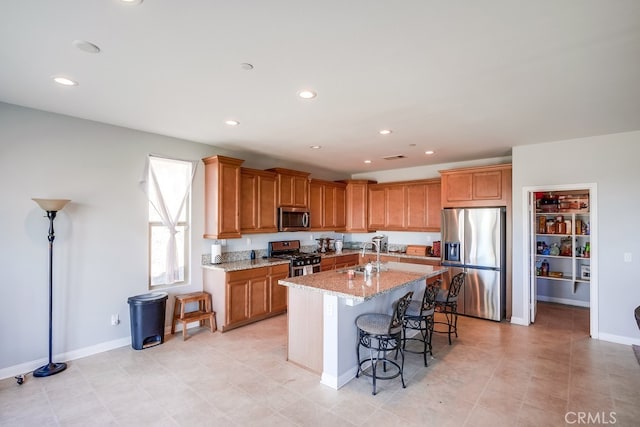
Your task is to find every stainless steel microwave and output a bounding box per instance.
[278,207,310,231]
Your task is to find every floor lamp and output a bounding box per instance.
[32,198,71,377]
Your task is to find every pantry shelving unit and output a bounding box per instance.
[534,195,590,295]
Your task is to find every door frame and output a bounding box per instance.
[521,183,598,339]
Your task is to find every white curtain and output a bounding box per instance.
[141,155,197,284]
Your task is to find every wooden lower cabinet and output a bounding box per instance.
[334,254,359,270]
[321,253,359,271]
[204,264,289,332]
[269,263,290,313]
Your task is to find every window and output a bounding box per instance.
[146,156,195,287]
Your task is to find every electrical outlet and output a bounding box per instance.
[111,314,120,326]
[624,252,632,263]
[310,234,314,241]
[246,237,251,246]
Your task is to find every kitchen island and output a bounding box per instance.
[279,262,447,389]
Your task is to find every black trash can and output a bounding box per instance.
[127,291,169,350]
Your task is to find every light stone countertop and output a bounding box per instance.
[202,249,441,272]
[201,258,290,272]
[279,262,447,301]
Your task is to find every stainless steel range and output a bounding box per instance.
[268,240,321,277]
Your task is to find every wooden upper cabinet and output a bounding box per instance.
[203,155,244,239]
[334,185,346,230]
[368,179,440,231]
[309,179,347,231]
[367,185,386,230]
[267,168,310,208]
[440,164,512,208]
[309,180,324,229]
[385,184,406,229]
[426,180,442,230]
[406,182,427,230]
[240,168,278,234]
[342,180,376,232]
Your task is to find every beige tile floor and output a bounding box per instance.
[1,302,638,426]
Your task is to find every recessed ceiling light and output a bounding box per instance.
[379,129,392,135]
[297,89,317,99]
[72,40,100,54]
[120,0,143,4]
[425,150,435,155]
[364,160,372,164]
[53,76,78,86]
[310,145,321,149]
[225,120,240,126]
[240,63,254,71]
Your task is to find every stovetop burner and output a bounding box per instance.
[268,240,321,266]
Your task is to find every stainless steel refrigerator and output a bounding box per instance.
[441,207,506,321]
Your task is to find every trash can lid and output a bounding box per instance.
[127,291,169,304]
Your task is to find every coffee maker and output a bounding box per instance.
[371,235,388,253]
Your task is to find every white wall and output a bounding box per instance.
[0,103,343,376]
[512,132,640,344]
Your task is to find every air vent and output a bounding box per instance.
[382,155,406,161]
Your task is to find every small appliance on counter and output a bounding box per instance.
[371,235,388,252]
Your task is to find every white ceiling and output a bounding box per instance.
[1,1,639,175]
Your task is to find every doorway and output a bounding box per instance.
[522,184,598,338]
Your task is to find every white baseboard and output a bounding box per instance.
[598,332,640,346]
[2,321,202,381]
[536,295,590,308]
[0,336,131,380]
[510,316,528,326]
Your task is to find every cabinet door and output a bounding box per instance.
[323,185,336,229]
[309,180,324,229]
[226,277,249,325]
[345,181,369,232]
[385,185,406,229]
[425,181,441,230]
[203,156,243,239]
[258,173,278,231]
[278,173,296,206]
[334,254,359,270]
[249,276,269,318]
[269,264,289,313]
[368,186,386,230]
[406,183,427,230]
[473,170,502,200]
[321,257,336,271]
[240,172,258,231]
[445,173,473,202]
[334,186,347,230]
[293,175,309,207]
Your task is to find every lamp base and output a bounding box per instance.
[33,362,67,377]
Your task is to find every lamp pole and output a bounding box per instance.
[32,199,70,377]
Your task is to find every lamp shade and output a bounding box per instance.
[32,198,71,212]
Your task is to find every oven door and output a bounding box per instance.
[291,264,320,277]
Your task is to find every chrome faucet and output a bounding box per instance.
[361,241,381,272]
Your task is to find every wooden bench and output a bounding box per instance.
[171,291,217,340]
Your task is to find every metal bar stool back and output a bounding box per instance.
[355,291,413,395]
[402,279,441,366]
[434,272,465,345]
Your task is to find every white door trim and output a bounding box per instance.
[520,183,598,339]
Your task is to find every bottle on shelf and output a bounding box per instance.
[541,259,549,276]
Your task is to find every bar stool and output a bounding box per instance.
[433,272,465,345]
[402,279,441,366]
[171,291,216,340]
[355,291,413,395]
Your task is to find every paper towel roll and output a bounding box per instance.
[211,244,222,264]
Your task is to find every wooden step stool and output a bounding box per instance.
[171,291,217,340]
